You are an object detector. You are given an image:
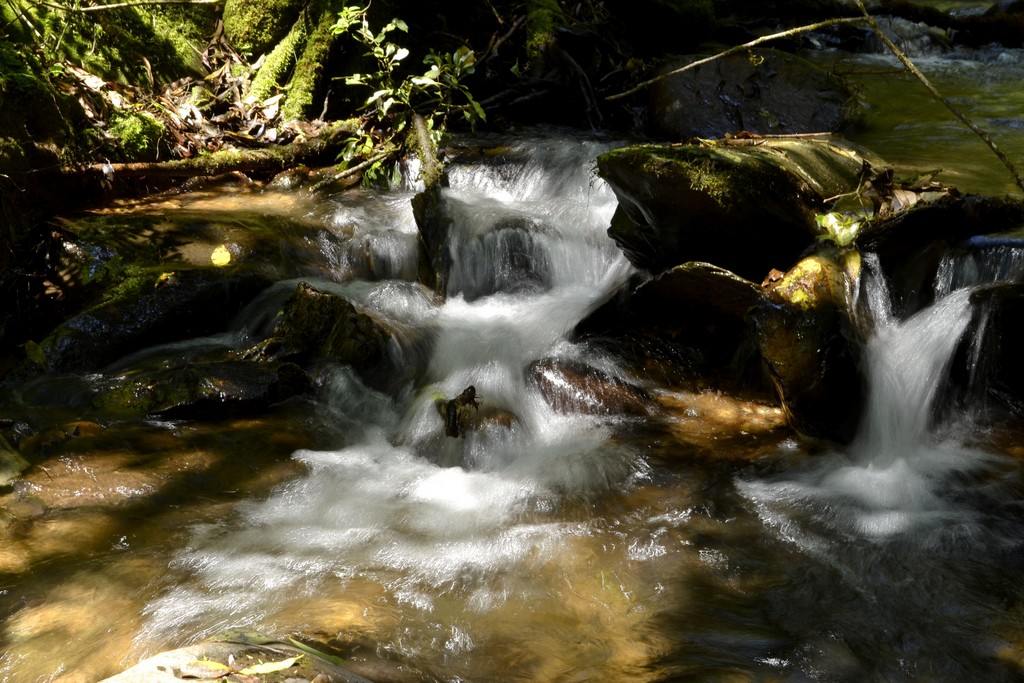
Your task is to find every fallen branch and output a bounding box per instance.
[853,0,1024,193]
[308,151,391,193]
[606,16,867,101]
[60,121,358,192]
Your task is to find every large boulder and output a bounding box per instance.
[576,262,765,390]
[596,136,881,281]
[647,48,858,140]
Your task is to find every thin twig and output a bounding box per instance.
[309,151,391,193]
[480,14,525,64]
[606,16,867,101]
[854,0,1024,193]
[28,0,222,12]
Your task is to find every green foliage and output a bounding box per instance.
[815,211,864,247]
[330,3,485,184]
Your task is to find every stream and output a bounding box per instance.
[5,31,1024,683]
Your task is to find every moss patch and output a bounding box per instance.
[224,0,305,57]
[109,111,165,161]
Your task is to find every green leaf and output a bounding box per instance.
[238,654,303,675]
[814,212,862,247]
[470,98,486,122]
[393,18,408,32]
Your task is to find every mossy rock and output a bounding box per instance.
[32,268,271,374]
[109,111,165,162]
[91,359,312,418]
[596,137,881,281]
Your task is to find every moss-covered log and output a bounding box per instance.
[59,120,359,196]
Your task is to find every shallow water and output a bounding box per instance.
[818,44,1024,196]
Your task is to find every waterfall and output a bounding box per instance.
[739,246,1002,539]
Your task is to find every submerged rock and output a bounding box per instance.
[596,136,880,280]
[100,631,372,683]
[448,214,553,301]
[648,48,858,140]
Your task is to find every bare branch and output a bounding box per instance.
[606,16,866,101]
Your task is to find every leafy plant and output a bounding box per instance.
[331,4,485,184]
[815,211,863,248]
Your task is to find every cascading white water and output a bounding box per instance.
[138,135,643,651]
[740,251,995,539]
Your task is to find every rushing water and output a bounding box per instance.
[4,104,1024,682]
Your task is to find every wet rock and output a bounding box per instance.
[439,385,482,437]
[248,282,400,390]
[596,136,881,280]
[575,262,765,390]
[750,247,865,442]
[961,279,1024,419]
[860,194,1024,314]
[529,357,656,417]
[33,268,271,374]
[412,183,454,296]
[647,48,858,141]
[91,360,312,418]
